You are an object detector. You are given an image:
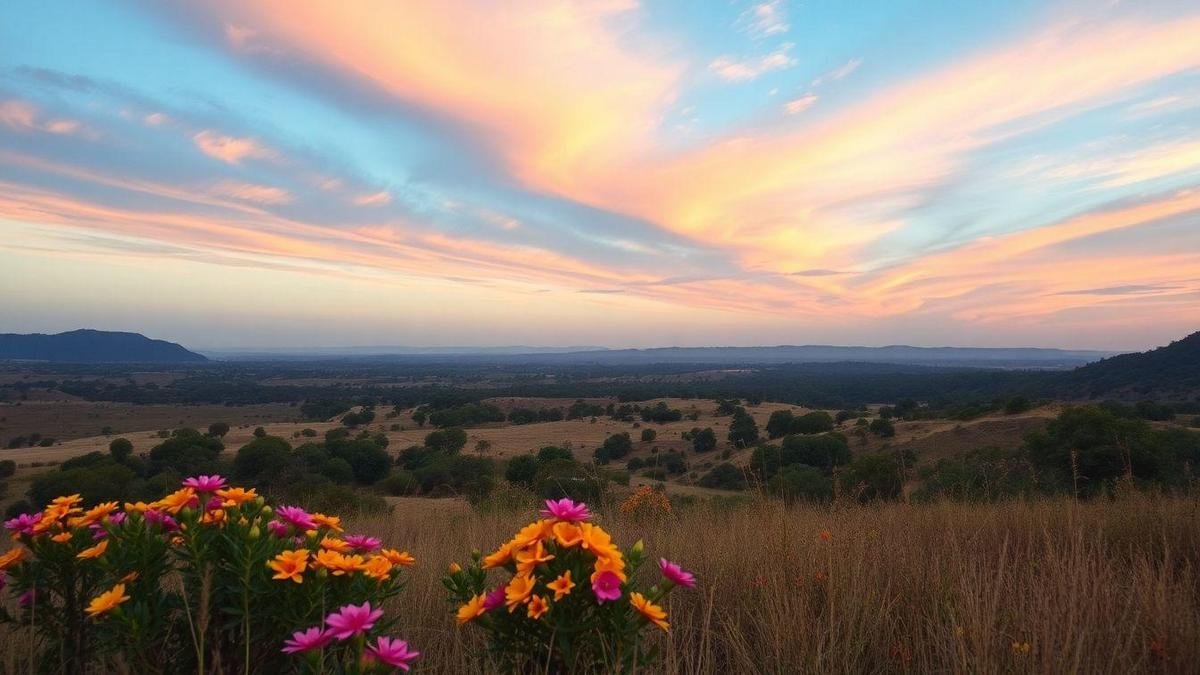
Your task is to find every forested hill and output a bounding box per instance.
[0,329,207,363]
[1057,331,1200,403]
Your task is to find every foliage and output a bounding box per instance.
[768,465,832,503]
[841,452,905,502]
[727,408,759,448]
[109,437,133,463]
[533,460,608,503]
[698,463,746,491]
[639,402,682,424]
[428,403,505,428]
[424,427,468,454]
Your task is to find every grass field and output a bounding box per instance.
[351,493,1199,673]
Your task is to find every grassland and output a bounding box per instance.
[352,493,1199,673]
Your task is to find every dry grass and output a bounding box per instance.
[357,494,1200,673]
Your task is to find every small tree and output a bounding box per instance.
[640,428,657,443]
[108,437,133,463]
[691,427,718,453]
[727,409,759,448]
[207,422,230,438]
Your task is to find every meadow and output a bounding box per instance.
[356,493,1198,673]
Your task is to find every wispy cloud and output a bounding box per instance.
[192,130,275,164]
[351,191,392,206]
[783,93,818,115]
[0,99,86,136]
[811,58,863,87]
[738,1,789,38]
[709,43,797,82]
[210,180,293,205]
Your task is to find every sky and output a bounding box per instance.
[1,1,1198,351]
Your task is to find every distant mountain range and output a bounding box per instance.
[0,330,208,363]
[1060,330,1200,401]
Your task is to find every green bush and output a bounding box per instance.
[148,428,224,476]
[768,464,832,502]
[109,437,133,462]
[232,435,293,485]
[504,455,539,487]
[698,463,745,490]
[533,459,607,503]
[30,461,140,505]
[376,470,419,496]
[424,427,468,453]
[841,452,904,501]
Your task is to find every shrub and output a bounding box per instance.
[30,461,140,505]
[207,422,230,437]
[640,428,657,442]
[376,470,419,496]
[505,455,540,487]
[640,402,682,424]
[320,456,356,484]
[300,428,318,437]
[327,438,392,485]
[841,452,904,501]
[727,409,759,447]
[148,429,224,476]
[1004,396,1032,415]
[428,402,505,428]
[689,427,718,453]
[869,418,896,438]
[537,446,573,463]
[233,435,294,485]
[601,432,634,461]
[768,464,832,502]
[424,427,468,453]
[791,411,835,435]
[445,498,695,671]
[698,463,746,490]
[533,459,607,503]
[109,437,133,463]
[415,455,495,500]
[0,459,16,478]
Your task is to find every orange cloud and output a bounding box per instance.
[210,180,293,205]
[0,99,85,135]
[351,191,391,206]
[193,130,275,164]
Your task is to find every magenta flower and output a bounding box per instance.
[4,512,41,537]
[89,523,107,541]
[658,558,697,588]
[276,506,317,532]
[110,512,126,526]
[281,626,332,654]
[18,589,34,608]
[343,534,382,553]
[182,475,227,492]
[539,498,591,523]
[365,636,420,671]
[482,584,507,611]
[0,572,6,592]
[324,602,384,640]
[266,520,288,538]
[143,509,179,531]
[592,570,622,603]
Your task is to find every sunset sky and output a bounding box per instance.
[1,1,1198,350]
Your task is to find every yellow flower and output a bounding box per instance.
[319,536,352,553]
[380,548,415,566]
[154,488,196,514]
[552,522,583,548]
[514,540,554,576]
[268,549,309,583]
[510,520,553,549]
[86,583,130,617]
[310,513,343,532]
[312,550,364,575]
[50,532,73,543]
[457,594,487,625]
[630,592,669,632]
[0,547,26,570]
[505,574,535,611]
[216,487,258,507]
[77,539,109,559]
[527,594,549,620]
[547,571,575,601]
[362,555,393,581]
[482,541,513,569]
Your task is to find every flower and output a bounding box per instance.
[457,594,488,624]
[482,585,507,611]
[4,512,41,537]
[266,520,289,538]
[591,570,622,603]
[592,553,628,583]
[1011,641,1032,655]
[510,520,553,548]
[527,594,550,620]
[539,498,591,523]
[448,562,462,574]
[143,509,179,531]
[268,549,309,583]
[282,626,332,654]
[18,589,35,607]
[75,502,119,527]
[514,540,554,575]
[51,494,83,509]
[630,592,669,632]
[579,523,618,560]
[362,555,393,581]
[380,548,416,566]
[658,558,696,588]
[77,539,109,559]
[310,512,343,532]
[505,574,535,611]
[155,488,198,514]
[365,636,420,671]
[51,532,73,543]
[482,541,514,568]
[344,534,382,553]
[0,547,26,570]
[216,486,257,506]
[319,536,352,553]
[552,522,583,548]
[324,602,383,640]
[547,571,575,600]
[182,475,227,492]
[313,550,365,575]
[86,583,130,617]
[275,506,317,532]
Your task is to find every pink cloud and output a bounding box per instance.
[351,191,392,206]
[193,130,275,164]
[0,99,85,136]
[210,180,293,204]
[783,94,818,115]
[709,44,796,82]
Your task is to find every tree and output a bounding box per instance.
[327,437,392,485]
[1003,396,1031,415]
[869,418,896,438]
[148,429,224,476]
[109,437,134,463]
[780,433,851,472]
[691,427,718,453]
[841,452,904,501]
[790,411,834,435]
[413,409,427,427]
[475,439,493,454]
[640,428,657,443]
[424,427,468,454]
[698,463,745,490]
[233,436,293,485]
[207,422,230,438]
[769,465,832,503]
[253,427,268,438]
[765,410,794,439]
[727,409,759,447]
[505,455,539,487]
[600,433,633,461]
[537,446,573,463]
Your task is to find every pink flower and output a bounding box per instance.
[658,558,696,588]
[89,524,107,541]
[266,520,288,538]
[324,602,384,640]
[143,509,179,531]
[539,498,591,523]
[0,572,6,592]
[205,496,224,511]
[110,512,126,526]
[592,570,622,603]
[276,506,317,532]
[281,626,332,654]
[343,534,382,553]
[365,636,420,671]
[182,475,227,492]
[4,512,41,537]
[482,585,507,611]
[18,590,34,608]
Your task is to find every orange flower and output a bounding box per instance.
[154,488,197,514]
[591,552,627,583]
[515,540,555,576]
[86,583,130,617]
[268,549,309,583]
[77,539,109,559]
[72,502,119,527]
[215,487,258,507]
[124,501,153,514]
[547,571,575,601]
[630,592,669,632]
[552,522,583,548]
[312,550,364,575]
[120,571,140,584]
[579,523,618,559]
[201,508,226,526]
[0,547,26,570]
[51,494,83,510]
[448,562,463,574]
[362,555,393,581]
[456,594,487,625]
[320,536,352,553]
[482,541,513,569]
[527,594,549,620]
[505,574,535,611]
[50,532,73,543]
[510,520,553,548]
[310,513,343,532]
[380,548,415,566]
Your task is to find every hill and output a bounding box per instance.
[0,329,207,363]
[1059,330,1200,402]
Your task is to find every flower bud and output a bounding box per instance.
[248,525,261,540]
[260,504,272,516]
[448,562,462,574]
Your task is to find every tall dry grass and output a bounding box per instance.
[359,494,1200,674]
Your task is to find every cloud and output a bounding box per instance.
[210,180,293,204]
[783,93,818,115]
[709,44,797,82]
[143,112,169,126]
[738,1,789,38]
[1056,284,1178,296]
[0,99,86,135]
[351,191,392,206]
[811,58,862,87]
[192,130,275,164]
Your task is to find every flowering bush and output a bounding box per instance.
[618,485,673,519]
[445,498,695,671]
[0,476,419,673]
